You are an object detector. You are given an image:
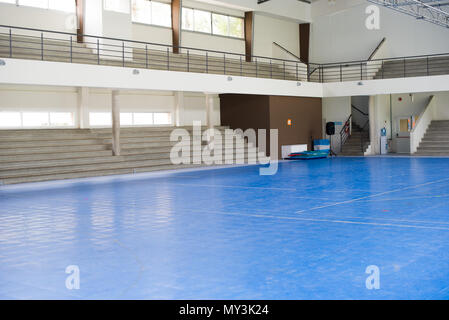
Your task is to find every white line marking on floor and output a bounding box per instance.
[171,183,297,191]
[296,177,449,214]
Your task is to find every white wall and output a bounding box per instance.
[322,96,351,152]
[253,13,300,60]
[310,0,449,63]
[0,2,76,34]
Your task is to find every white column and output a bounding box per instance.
[368,95,377,155]
[205,93,216,129]
[77,87,90,128]
[174,91,185,127]
[111,90,120,156]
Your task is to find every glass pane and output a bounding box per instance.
[48,0,76,12]
[22,112,49,127]
[152,1,171,27]
[182,7,194,31]
[19,0,48,9]
[104,0,130,14]
[0,112,21,127]
[194,9,211,33]
[132,0,151,24]
[133,113,153,125]
[50,112,73,126]
[89,112,111,126]
[212,14,229,36]
[229,16,244,38]
[153,112,171,125]
[120,113,133,125]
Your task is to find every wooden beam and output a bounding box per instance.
[299,23,310,64]
[76,0,83,43]
[244,12,253,63]
[172,0,181,54]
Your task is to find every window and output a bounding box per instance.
[120,113,133,126]
[212,13,229,37]
[182,7,194,31]
[0,111,74,128]
[131,0,171,27]
[182,7,244,39]
[228,16,244,38]
[104,0,130,14]
[194,9,211,33]
[153,112,171,125]
[90,112,111,126]
[0,112,21,128]
[0,0,17,4]
[49,112,73,126]
[133,113,153,125]
[17,0,75,12]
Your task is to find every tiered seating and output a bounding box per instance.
[0,126,258,184]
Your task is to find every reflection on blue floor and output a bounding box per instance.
[2,157,449,299]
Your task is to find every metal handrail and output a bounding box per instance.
[368,37,386,61]
[351,104,369,116]
[2,24,449,83]
[340,115,352,153]
[0,24,305,66]
[273,42,301,61]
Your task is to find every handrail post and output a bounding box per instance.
[360,62,363,80]
[167,47,170,70]
[381,60,384,79]
[240,56,242,76]
[296,63,299,81]
[41,32,44,61]
[403,58,406,77]
[426,56,429,76]
[122,41,125,67]
[97,38,100,65]
[223,53,226,74]
[340,64,342,82]
[70,36,73,63]
[307,64,310,82]
[255,57,258,78]
[145,44,148,69]
[270,59,273,79]
[9,28,12,58]
[283,61,286,80]
[187,50,190,72]
[206,52,208,73]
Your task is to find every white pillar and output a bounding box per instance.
[174,91,184,127]
[77,87,90,128]
[111,90,120,156]
[205,94,215,129]
[368,95,377,155]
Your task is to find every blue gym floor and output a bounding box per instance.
[1,157,449,300]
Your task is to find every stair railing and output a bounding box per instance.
[340,115,352,153]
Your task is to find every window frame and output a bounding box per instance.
[131,0,172,29]
[181,6,245,40]
[6,0,77,13]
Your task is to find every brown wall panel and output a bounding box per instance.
[244,12,253,62]
[172,0,181,54]
[299,23,310,64]
[269,96,322,158]
[220,94,322,159]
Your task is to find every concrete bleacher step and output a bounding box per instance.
[0,127,260,185]
[415,120,449,156]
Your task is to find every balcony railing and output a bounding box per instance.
[1,25,449,83]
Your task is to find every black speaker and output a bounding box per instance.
[326,122,335,136]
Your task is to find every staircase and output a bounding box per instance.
[0,126,258,185]
[415,120,449,156]
[340,123,370,156]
